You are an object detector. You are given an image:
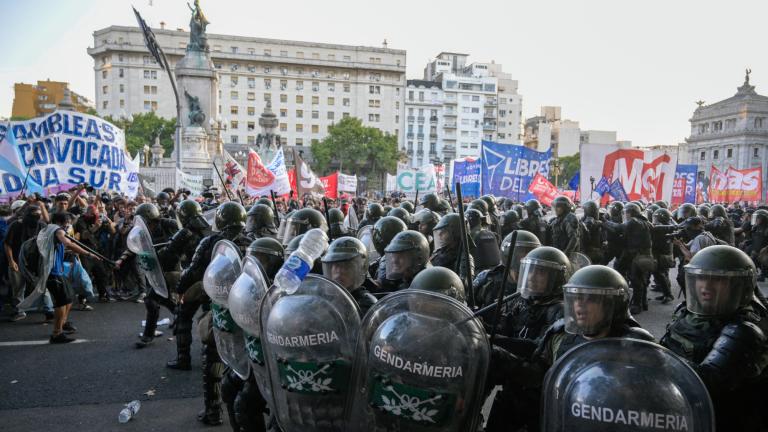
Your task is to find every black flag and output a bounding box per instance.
[133,7,166,71]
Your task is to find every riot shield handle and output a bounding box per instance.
[489,230,517,344]
[455,182,476,309]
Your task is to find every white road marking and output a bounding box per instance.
[0,339,91,347]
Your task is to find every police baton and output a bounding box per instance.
[212,162,235,201]
[270,190,281,226]
[489,230,517,344]
[455,182,476,309]
[64,234,117,267]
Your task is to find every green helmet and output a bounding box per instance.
[177,199,203,225]
[156,191,170,205]
[623,202,643,219]
[383,230,431,281]
[524,199,543,217]
[387,207,412,226]
[419,193,440,211]
[753,209,768,226]
[697,204,711,219]
[285,233,304,255]
[409,267,465,302]
[437,199,451,214]
[677,203,697,221]
[372,216,408,256]
[684,245,756,316]
[215,202,247,230]
[328,207,345,224]
[480,195,497,214]
[469,199,489,216]
[511,204,524,220]
[465,209,483,229]
[582,201,599,219]
[256,197,273,207]
[562,265,631,336]
[608,201,624,219]
[247,237,285,278]
[321,237,369,290]
[246,203,276,233]
[517,246,572,300]
[501,210,520,227]
[654,200,668,209]
[501,230,542,281]
[135,203,160,221]
[282,208,328,244]
[367,203,385,220]
[552,196,574,216]
[413,209,440,237]
[433,214,466,250]
[710,204,727,219]
[327,207,347,239]
[400,201,415,214]
[383,205,393,214]
[653,208,674,225]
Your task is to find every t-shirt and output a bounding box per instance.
[688,232,717,255]
[4,219,46,261]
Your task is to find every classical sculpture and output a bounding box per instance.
[185,90,206,126]
[186,0,209,52]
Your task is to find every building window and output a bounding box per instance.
[151,101,157,111]
[248,107,255,116]
[370,85,381,94]
[343,84,351,93]
[143,101,151,110]
[327,112,335,120]
[296,80,304,90]
[754,147,760,158]
[327,97,335,106]
[151,70,157,79]
[248,136,256,144]
[296,124,304,132]
[343,98,350,107]
[263,48,271,56]
[312,82,320,92]
[231,106,239,115]
[700,151,705,160]
[247,77,255,88]
[368,113,380,122]
[713,121,722,131]
[103,101,108,109]
[264,93,271,102]
[118,68,124,78]
[247,122,255,131]
[296,95,304,104]
[280,109,287,118]
[756,117,765,128]
[231,120,239,129]
[727,148,733,158]
[264,79,271,89]
[343,112,350,118]
[312,96,319,105]
[103,85,109,94]
[713,150,719,160]
[296,109,304,118]
[296,138,304,146]
[280,94,287,103]
[231,135,238,144]
[119,84,124,93]
[119,99,125,108]
[312,110,319,119]
[280,123,287,132]
[247,92,255,101]
[280,80,287,90]
[312,124,319,134]
[231,91,239,100]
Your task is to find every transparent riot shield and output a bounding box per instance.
[260,274,361,431]
[346,290,490,432]
[203,208,218,232]
[18,225,59,309]
[203,240,249,378]
[127,215,168,298]
[568,252,592,272]
[357,225,380,263]
[542,338,714,432]
[474,230,501,270]
[228,256,271,389]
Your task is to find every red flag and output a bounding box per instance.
[527,173,559,206]
[320,172,338,199]
[671,178,686,205]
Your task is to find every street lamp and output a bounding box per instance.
[551,158,561,188]
[142,144,150,167]
[590,176,596,200]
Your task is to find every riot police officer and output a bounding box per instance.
[473,230,541,309]
[358,202,384,228]
[650,208,677,304]
[430,213,475,286]
[155,191,176,220]
[749,209,768,281]
[580,200,604,265]
[408,266,465,302]
[280,207,327,245]
[245,203,278,239]
[381,230,431,290]
[500,209,521,240]
[485,246,572,432]
[369,216,408,292]
[520,199,549,245]
[327,207,348,240]
[399,201,415,214]
[322,237,378,316]
[387,206,412,227]
[677,202,698,222]
[603,202,655,314]
[418,192,441,212]
[661,245,768,431]
[603,201,625,266]
[549,195,581,255]
[412,208,440,252]
[705,204,735,246]
[246,237,284,279]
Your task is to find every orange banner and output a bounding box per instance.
[708,165,762,203]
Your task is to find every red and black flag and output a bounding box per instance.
[133,7,166,71]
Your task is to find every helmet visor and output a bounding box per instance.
[517,258,565,299]
[751,213,767,226]
[503,241,538,281]
[322,256,366,290]
[563,287,616,336]
[281,217,307,245]
[385,250,418,281]
[433,227,453,251]
[684,268,754,316]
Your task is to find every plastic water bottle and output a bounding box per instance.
[275,228,329,294]
[118,400,141,423]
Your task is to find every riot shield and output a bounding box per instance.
[542,338,714,432]
[474,230,501,271]
[203,208,218,232]
[568,252,592,272]
[357,225,380,263]
[127,215,168,298]
[202,239,242,307]
[260,274,361,431]
[212,305,251,379]
[228,256,271,388]
[17,225,58,309]
[346,290,490,432]
[345,206,359,232]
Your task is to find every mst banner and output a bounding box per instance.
[452,157,481,198]
[481,140,551,201]
[709,165,762,203]
[0,111,139,197]
[580,144,677,203]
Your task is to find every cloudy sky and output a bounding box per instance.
[1,0,766,147]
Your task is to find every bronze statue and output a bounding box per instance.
[184,90,206,126]
[186,0,209,52]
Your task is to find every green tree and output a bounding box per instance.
[104,112,176,158]
[311,117,402,188]
[557,152,580,189]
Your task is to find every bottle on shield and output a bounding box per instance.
[274,228,329,294]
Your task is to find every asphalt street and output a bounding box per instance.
[1,271,766,432]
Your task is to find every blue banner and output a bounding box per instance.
[595,176,610,196]
[480,140,551,200]
[609,179,629,201]
[452,158,481,198]
[674,164,698,204]
[567,171,580,191]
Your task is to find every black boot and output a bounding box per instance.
[199,342,224,426]
[166,331,192,370]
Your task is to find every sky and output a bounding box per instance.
[1,0,767,148]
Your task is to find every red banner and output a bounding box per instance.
[528,173,559,206]
[320,172,338,199]
[709,165,762,203]
[671,178,686,205]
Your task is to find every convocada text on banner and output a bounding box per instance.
[0,111,139,196]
